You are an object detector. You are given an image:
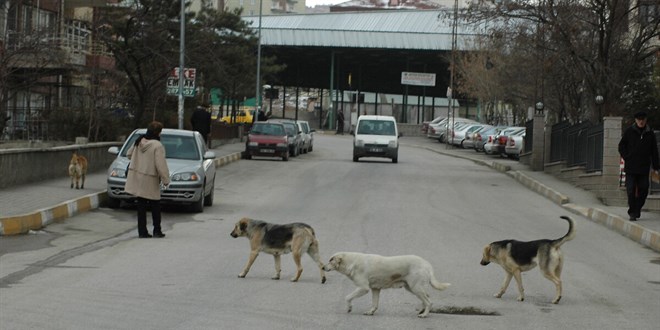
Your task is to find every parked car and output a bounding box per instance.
[481,126,508,154]
[268,119,303,157]
[504,129,526,160]
[463,125,493,150]
[437,118,476,143]
[422,116,446,135]
[244,121,290,161]
[352,115,400,163]
[449,123,487,147]
[487,126,525,156]
[472,126,503,152]
[296,120,315,153]
[106,128,216,212]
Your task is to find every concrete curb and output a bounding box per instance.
[0,151,243,236]
[417,144,660,253]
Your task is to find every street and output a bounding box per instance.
[1,134,659,330]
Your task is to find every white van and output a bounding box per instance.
[352,115,401,163]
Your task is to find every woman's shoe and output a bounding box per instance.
[153,232,166,238]
[139,233,152,238]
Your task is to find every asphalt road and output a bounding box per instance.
[0,134,658,330]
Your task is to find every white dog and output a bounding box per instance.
[322,252,450,317]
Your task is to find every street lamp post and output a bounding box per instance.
[178,0,185,129]
[254,0,263,118]
[595,95,604,122]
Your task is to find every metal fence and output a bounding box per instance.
[550,121,603,172]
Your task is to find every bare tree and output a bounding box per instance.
[454,0,660,123]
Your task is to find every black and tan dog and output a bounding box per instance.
[230,217,326,283]
[480,216,575,304]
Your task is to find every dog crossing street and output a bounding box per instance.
[1,135,658,330]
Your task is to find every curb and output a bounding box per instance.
[0,151,243,236]
[418,144,660,253]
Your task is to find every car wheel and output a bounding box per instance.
[308,144,313,152]
[203,180,214,206]
[191,195,204,213]
[460,140,466,148]
[353,155,359,162]
[392,157,398,163]
[283,151,289,161]
[106,197,121,209]
[189,183,205,213]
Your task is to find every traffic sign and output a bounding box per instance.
[167,67,196,97]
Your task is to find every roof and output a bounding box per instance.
[243,10,485,51]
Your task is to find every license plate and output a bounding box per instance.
[369,148,383,153]
[260,149,275,153]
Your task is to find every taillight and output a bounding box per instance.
[509,138,515,146]
[488,136,493,142]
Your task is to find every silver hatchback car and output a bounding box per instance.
[106,128,216,212]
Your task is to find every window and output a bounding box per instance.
[640,1,659,26]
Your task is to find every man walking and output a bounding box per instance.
[336,109,345,135]
[618,111,660,221]
[191,106,212,145]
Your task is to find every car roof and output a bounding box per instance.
[131,128,197,137]
[358,115,396,121]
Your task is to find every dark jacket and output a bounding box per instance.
[618,124,660,174]
[191,109,211,136]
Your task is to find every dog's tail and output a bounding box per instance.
[430,277,451,291]
[552,216,576,247]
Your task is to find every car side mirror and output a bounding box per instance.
[203,151,216,159]
[108,146,119,155]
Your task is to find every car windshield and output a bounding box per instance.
[121,133,200,160]
[251,123,285,136]
[357,120,396,136]
[281,123,297,136]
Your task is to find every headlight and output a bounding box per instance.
[172,172,199,181]
[248,141,258,147]
[110,167,127,178]
[355,139,364,147]
[388,140,398,148]
[276,143,287,148]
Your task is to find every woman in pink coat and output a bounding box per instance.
[125,121,171,238]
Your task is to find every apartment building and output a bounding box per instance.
[1,0,118,141]
[190,0,306,16]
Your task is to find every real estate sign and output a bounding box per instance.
[167,68,196,97]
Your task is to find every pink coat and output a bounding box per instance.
[125,139,170,200]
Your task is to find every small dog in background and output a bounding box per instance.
[68,151,88,189]
[230,217,327,283]
[480,215,576,304]
[323,252,450,318]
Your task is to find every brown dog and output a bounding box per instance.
[68,151,88,189]
[480,216,575,304]
[230,217,326,283]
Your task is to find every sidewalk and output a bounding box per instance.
[1,135,658,252]
[0,142,244,236]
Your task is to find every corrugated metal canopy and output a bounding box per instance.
[243,10,483,51]
[240,10,485,99]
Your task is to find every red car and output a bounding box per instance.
[244,122,290,161]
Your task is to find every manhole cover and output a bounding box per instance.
[431,306,500,316]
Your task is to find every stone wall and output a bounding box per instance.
[0,142,121,189]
